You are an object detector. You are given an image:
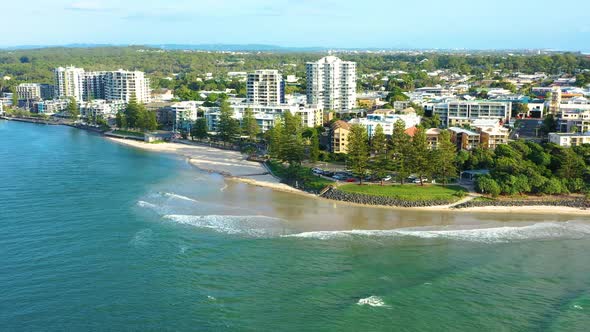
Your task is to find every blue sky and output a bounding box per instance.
[4,0,590,50]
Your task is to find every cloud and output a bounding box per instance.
[65,1,114,12]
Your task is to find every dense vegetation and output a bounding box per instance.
[346,121,459,186]
[115,99,158,132]
[467,141,590,196]
[2,47,589,99]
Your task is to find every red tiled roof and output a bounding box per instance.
[404,126,418,137]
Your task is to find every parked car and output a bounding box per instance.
[333,174,347,180]
[413,178,428,184]
[312,168,323,175]
[346,178,356,183]
[382,176,392,182]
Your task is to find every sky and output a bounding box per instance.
[3,0,590,51]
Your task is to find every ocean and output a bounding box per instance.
[1,120,589,331]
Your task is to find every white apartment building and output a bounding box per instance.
[348,112,422,137]
[557,109,590,133]
[54,67,151,103]
[549,132,590,147]
[33,99,70,115]
[80,100,125,119]
[54,66,86,101]
[16,83,54,101]
[170,101,202,131]
[104,69,151,104]
[232,103,323,129]
[247,70,284,105]
[433,101,511,127]
[205,103,323,133]
[306,56,356,112]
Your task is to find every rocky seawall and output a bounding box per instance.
[320,187,456,207]
[453,198,590,210]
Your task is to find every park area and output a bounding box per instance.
[338,184,467,202]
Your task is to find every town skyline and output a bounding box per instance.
[3,0,590,52]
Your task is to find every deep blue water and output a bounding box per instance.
[1,120,590,331]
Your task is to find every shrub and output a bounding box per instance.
[475,175,501,197]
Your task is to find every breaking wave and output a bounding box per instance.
[160,192,200,203]
[286,222,590,243]
[357,296,389,308]
[163,214,288,237]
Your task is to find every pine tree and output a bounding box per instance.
[124,99,141,129]
[389,120,411,184]
[433,130,458,186]
[241,108,259,142]
[115,111,127,129]
[370,124,389,185]
[309,129,320,162]
[268,118,284,159]
[281,131,305,166]
[66,97,79,121]
[217,99,239,145]
[147,110,158,131]
[410,127,432,186]
[191,118,208,140]
[347,124,369,185]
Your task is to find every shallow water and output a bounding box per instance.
[1,120,589,331]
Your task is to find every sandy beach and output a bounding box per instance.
[106,137,312,196]
[106,138,589,215]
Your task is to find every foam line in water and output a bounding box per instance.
[357,296,389,308]
[286,222,590,243]
[137,200,158,209]
[164,214,287,237]
[161,192,200,203]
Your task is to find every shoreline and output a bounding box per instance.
[106,137,589,216]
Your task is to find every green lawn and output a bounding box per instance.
[112,130,144,138]
[339,184,467,201]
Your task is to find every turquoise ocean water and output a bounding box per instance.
[1,120,589,331]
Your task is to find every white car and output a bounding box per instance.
[382,176,392,182]
[413,178,428,184]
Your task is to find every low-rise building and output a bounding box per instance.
[433,101,511,127]
[475,126,510,149]
[33,99,70,115]
[426,128,442,149]
[330,120,351,154]
[449,127,480,151]
[348,112,421,137]
[549,132,590,147]
[205,103,323,133]
[1,93,14,107]
[80,100,125,119]
[151,89,175,102]
[557,109,590,133]
[170,101,202,131]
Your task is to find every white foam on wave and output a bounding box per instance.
[573,305,583,310]
[161,192,200,203]
[137,200,158,209]
[357,296,389,308]
[163,214,287,237]
[286,222,590,243]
